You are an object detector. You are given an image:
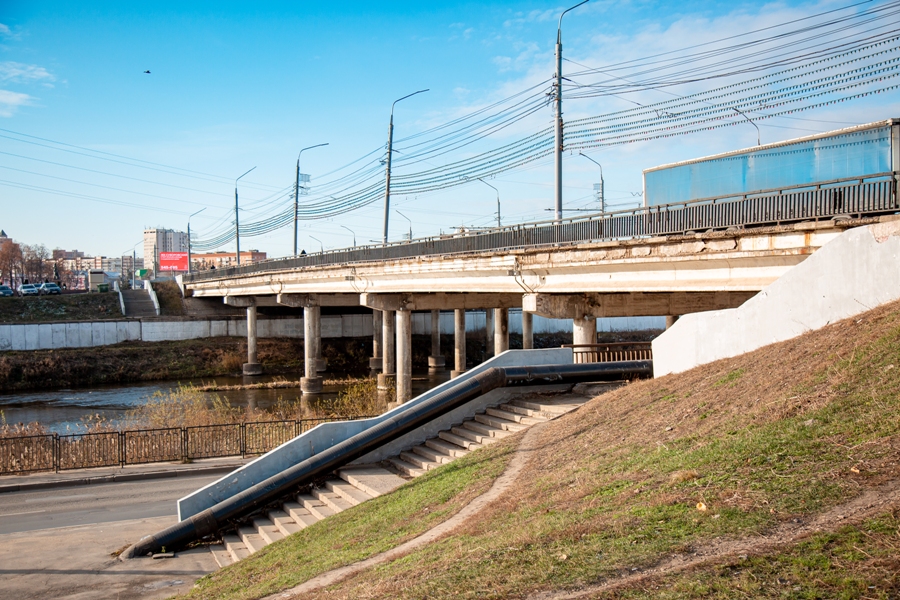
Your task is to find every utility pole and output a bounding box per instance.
[234,166,256,266]
[294,143,328,256]
[383,89,429,244]
[555,0,590,222]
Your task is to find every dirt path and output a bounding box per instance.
[262,419,552,600]
[527,478,900,599]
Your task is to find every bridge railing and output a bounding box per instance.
[185,172,898,283]
[562,342,653,364]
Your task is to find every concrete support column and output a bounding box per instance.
[313,309,326,373]
[377,310,396,390]
[522,311,534,350]
[452,309,466,378]
[494,307,509,355]
[573,316,597,346]
[484,308,494,360]
[370,309,383,371]
[301,306,322,394]
[396,309,412,403]
[428,309,445,370]
[242,304,262,376]
[666,315,680,329]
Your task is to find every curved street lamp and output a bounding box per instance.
[294,143,329,256]
[383,89,429,244]
[234,166,256,266]
[478,178,501,228]
[340,225,357,247]
[187,207,206,273]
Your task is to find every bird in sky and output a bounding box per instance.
[143,70,151,74]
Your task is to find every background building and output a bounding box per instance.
[143,228,188,276]
[192,250,267,270]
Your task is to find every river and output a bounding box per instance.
[0,370,453,433]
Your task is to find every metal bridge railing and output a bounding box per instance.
[562,342,654,365]
[184,173,898,283]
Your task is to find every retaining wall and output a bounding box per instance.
[652,218,900,376]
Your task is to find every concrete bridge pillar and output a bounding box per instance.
[370,310,383,371]
[494,308,509,355]
[666,315,680,329]
[452,308,466,378]
[396,309,412,403]
[522,311,534,349]
[301,305,322,394]
[428,310,445,371]
[573,316,597,346]
[484,309,494,360]
[313,309,326,373]
[242,303,262,376]
[377,310,396,391]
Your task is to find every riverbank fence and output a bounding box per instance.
[0,415,374,475]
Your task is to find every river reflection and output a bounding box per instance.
[0,370,453,433]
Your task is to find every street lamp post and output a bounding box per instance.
[383,89,429,244]
[554,0,590,222]
[187,207,206,273]
[731,107,761,146]
[340,225,357,247]
[234,166,256,266]
[310,235,324,253]
[478,178,501,228]
[579,152,605,212]
[294,143,328,256]
[396,210,412,241]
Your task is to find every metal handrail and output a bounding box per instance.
[184,173,898,284]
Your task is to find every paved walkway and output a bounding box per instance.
[0,456,251,494]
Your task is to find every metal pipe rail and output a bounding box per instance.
[185,173,898,284]
[122,360,651,558]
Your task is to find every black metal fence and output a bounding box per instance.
[185,173,898,284]
[563,342,654,365]
[0,416,373,475]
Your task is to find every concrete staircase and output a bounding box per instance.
[207,394,589,567]
[121,289,157,318]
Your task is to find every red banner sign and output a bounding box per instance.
[159,252,189,271]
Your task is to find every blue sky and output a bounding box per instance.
[1,1,898,259]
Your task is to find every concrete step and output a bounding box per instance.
[486,406,546,425]
[283,502,320,528]
[208,544,233,568]
[238,527,266,554]
[222,534,251,563]
[399,450,442,471]
[438,430,484,451]
[474,413,527,432]
[414,442,458,463]
[325,479,373,506]
[461,420,512,439]
[450,425,501,445]
[268,509,303,536]
[508,398,588,417]
[338,465,407,497]
[426,437,470,458]
[298,493,337,520]
[311,488,354,514]
[252,517,285,545]
[387,456,427,477]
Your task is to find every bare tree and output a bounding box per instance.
[0,241,23,286]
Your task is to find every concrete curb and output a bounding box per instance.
[0,463,242,494]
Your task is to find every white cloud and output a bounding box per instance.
[0,23,12,38]
[0,89,32,117]
[0,61,56,84]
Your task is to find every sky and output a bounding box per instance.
[1,0,898,260]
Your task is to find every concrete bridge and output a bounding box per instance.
[179,174,898,399]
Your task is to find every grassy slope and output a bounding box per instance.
[0,293,122,323]
[183,439,516,599]
[181,298,900,600]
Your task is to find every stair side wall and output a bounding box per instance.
[652,218,900,376]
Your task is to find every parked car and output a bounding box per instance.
[38,282,62,295]
[0,285,13,297]
[17,284,39,296]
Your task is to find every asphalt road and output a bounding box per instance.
[0,473,222,534]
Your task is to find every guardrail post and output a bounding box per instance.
[241,422,246,458]
[119,431,125,468]
[181,427,188,463]
[54,433,59,473]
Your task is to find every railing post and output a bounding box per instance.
[54,433,59,473]
[182,427,188,463]
[120,431,125,468]
[241,422,246,458]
